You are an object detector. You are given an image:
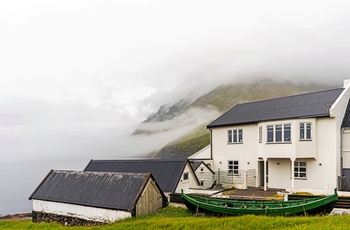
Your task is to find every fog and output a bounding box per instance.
[1,0,350,162]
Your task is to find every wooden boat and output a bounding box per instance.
[181,189,338,216]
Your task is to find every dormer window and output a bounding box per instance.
[228,129,243,144]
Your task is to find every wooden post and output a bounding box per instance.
[264,159,267,191]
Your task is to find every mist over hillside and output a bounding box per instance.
[133,78,337,159]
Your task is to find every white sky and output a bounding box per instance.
[1,0,350,160]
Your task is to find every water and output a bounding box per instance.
[0,158,88,215]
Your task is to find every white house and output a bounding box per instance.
[207,79,350,193]
[29,171,167,225]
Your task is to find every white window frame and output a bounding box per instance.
[299,122,312,140]
[294,161,307,179]
[228,129,243,144]
[266,124,291,143]
[228,160,239,175]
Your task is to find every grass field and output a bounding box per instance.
[1,207,350,230]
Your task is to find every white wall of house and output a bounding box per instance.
[194,163,215,188]
[268,158,291,189]
[174,163,199,193]
[33,200,131,223]
[342,129,350,168]
[211,124,258,173]
[189,145,214,168]
[331,81,350,182]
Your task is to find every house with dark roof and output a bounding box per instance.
[84,159,200,197]
[207,79,350,193]
[29,170,167,225]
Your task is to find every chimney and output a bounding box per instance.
[344,79,350,88]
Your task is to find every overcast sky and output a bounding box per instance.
[1,0,350,161]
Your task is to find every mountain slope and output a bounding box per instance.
[136,79,336,159]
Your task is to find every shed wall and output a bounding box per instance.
[33,200,131,223]
[136,179,164,216]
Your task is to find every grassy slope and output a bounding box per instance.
[1,207,350,230]
[153,79,336,158]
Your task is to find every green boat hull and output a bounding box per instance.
[181,189,338,216]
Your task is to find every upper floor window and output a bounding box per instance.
[267,124,291,143]
[228,160,239,175]
[294,161,307,179]
[300,123,311,140]
[228,129,243,143]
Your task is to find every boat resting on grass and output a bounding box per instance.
[181,189,338,216]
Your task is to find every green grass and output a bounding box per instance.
[1,207,350,230]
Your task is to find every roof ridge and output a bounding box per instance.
[238,87,343,106]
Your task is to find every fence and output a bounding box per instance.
[214,169,256,189]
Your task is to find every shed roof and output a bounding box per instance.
[84,159,195,193]
[189,160,215,174]
[208,88,344,128]
[29,171,162,212]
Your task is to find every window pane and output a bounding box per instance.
[284,124,291,141]
[300,162,306,166]
[228,130,232,143]
[183,173,189,180]
[306,123,311,139]
[238,129,243,142]
[300,123,305,139]
[228,161,233,173]
[267,126,274,142]
[233,130,237,143]
[276,125,282,142]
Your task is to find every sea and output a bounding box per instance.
[0,157,88,216]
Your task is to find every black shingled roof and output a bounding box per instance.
[84,159,196,193]
[208,88,344,128]
[29,171,165,213]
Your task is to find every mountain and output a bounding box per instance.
[134,79,336,159]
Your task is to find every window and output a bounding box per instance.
[259,126,262,143]
[228,160,239,175]
[276,125,282,142]
[267,125,274,142]
[267,124,291,143]
[183,172,189,181]
[228,130,232,142]
[294,162,306,179]
[228,129,243,143]
[300,122,312,140]
[284,124,291,141]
